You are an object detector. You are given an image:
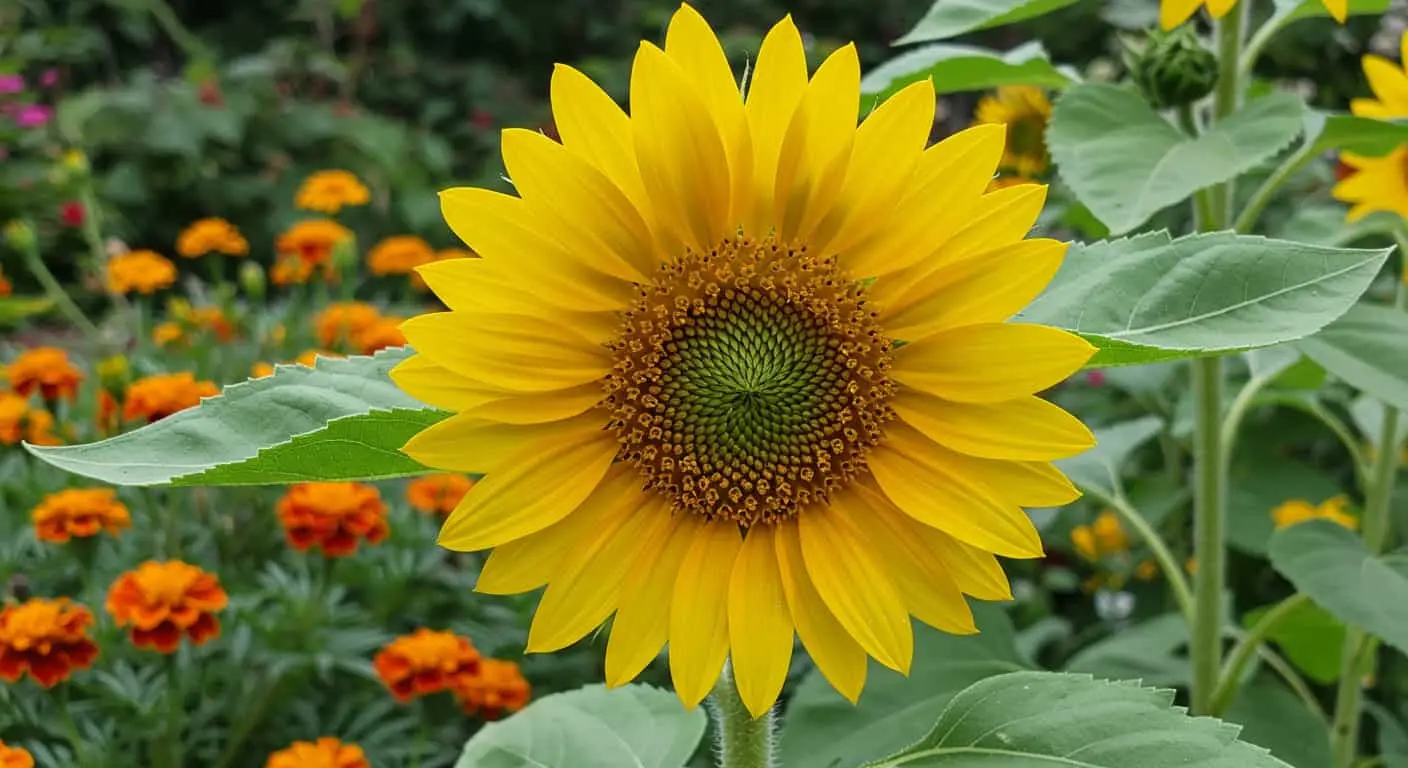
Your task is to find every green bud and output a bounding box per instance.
[3,220,35,252]
[329,236,359,279]
[239,260,267,302]
[1124,26,1218,110]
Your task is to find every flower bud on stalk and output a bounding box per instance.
[1124,26,1219,110]
[239,260,267,302]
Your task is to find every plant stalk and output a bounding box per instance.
[709,662,775,768]
[14,223,102,340]
[1208,593,1310,715]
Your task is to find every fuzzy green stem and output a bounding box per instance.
[1108,494,1194,622]
[1209,593,1310,715]
[710,662,775,768]
[1233,142,1318,234]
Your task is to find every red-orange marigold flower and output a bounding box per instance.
[0,740,34,768]
[122,373,219,423]
[176,217,248,258]
[31,488,131,543]
[373,628,481,702]
[406,474,473,516]
[0,598,99,687]
[0,267,11,299]
[276,219,353,267]
[353,317,405,354]
[6,347,83,401]
[276,482,389,557]
[455,658,531,720]
[367,235,434,276]
[106,560,229,653]
[314,302,381,349]
[0,392,60,446]
[265,737,369,768]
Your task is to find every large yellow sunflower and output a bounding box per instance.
[1332,147,1408,221]
[1351,31,1408,119]
[1161,0,1346,29]
[395,4,1095,717]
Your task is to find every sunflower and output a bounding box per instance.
[294,170,370,214]
[395,5,1094,716]
[1332,148,1408,221]
[1160,0,1345,28]
[974,86,1052,178]
[1353,33,1408,118]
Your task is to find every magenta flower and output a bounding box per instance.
[0,75,23,94]
[16,104,53,128]
[40,70,59,88]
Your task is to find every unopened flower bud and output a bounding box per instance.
[1124,26,1219,110]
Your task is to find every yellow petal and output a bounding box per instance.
[1365,56,1408,110]
[402,411,605,475]
[527,487,665,653]
[886,502,1013,601]
[414,258,621,344]
[893,323,1095,403]
[400,311,610,393]
[1160,0,1204,28]
[879,239,1067,339]
[929,184,1049,272]
[892,390,1094,461]
[670,520,743,708]
[631,42,732,253]
[727,525,795,718]
[438,430,619,551]
[868,426,1044,559]
[1206,0,1238,17]
[774,44,859,242]
[1321,0,1347,21]
[774,519,867,702]
[462,384,604,425]
[744,14,807,235]
[501,128,655,282]
[550,64,653,221]
[946,454,1083,508]
[798,501,913,673]
[605,509,698,686]
[390,354,503,412]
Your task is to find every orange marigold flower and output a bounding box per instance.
[406,474,474,516]
[31,488,131,543]
[0,267,11,298]
[169,301,236,342]
[276,482,389,557]
[106,560,228,653]
[314,302,382,349]
[153,322,185,347]
[354,317,405,354]
[276,219,353,267]
[0,392,61,446]
[106,250,177,295]
[295,170,371,215]
[373,628,481,702]
[367,235,434,276]
[0,598,99,687]
[122,372,219,424]
[455,658,531,720]
[270,256,315,286]
[251,362,275,379]
[96,390,120,435]
[176,217,248,258]
[7,347,83,401]
[296,350,344,367]
[0,740,33,768]
[265,738,369,768]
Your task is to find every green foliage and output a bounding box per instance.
[1125,26,1220,110]
[895,0,1082,44]
[1241,601,1345,685]
[1298,304,1408,412]
[861,42,1077,102]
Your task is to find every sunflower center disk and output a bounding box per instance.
[603,236,896,527]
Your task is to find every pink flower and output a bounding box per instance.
[1085,370,1107,387]
[40,70,59,88]
[16,104,52,128]
[0,75,23,94]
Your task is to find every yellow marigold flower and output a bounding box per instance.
[407,473,475,516]
[175,217,248,258]
[153,322,185,347]
[373,628,481,702]
[314,301,382,349]
[0,740,33,768]
[368,235,435,276]
[0,598,99,687]
[252,362,276,379]
[354,316,406,354]
[1271,495,1359,531]
[106,560,229,653]
[122,372,219,424]
[1071,510,1128,561]
[276,219,353,267]
[975,86,1051,178]
[1333,148,1408,222]
[265,738,369,768]
[394,5,1094,716]
[276,482,389,557]
[6,347,83,402]
[295,170,371,214]
[1135,559,1159,581]
[454,658,532,720]
[1161,0,1344,29]
[106,249,177,295]
[31,488,131,543]
[0,393,60,446]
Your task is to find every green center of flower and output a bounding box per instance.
[603,236,895,527]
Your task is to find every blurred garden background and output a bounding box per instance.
[2,0,1407,766]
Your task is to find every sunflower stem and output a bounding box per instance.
[1208,592,1310,715]
[709,662,775,768]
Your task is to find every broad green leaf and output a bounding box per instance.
[25,349,441,486]
[1241,600,1345,685]
[1299,304,1408,412]
[0,296,53,327]
[1310,114,1408,156]
[1228,457,1341,556]
[455,684,706,768]
[1366,701,1408,768]
[1061,613,1190,686]
[1048,84,1304,234]
[861,42,1076,102]
[894,0,1077,44]
[1021,231,1391,366]
[1242,346,1327,390]
[1350,395,1408,449]
[1276,203,1400,247]
[778,604,1025,768]
[1268,519,1408,654]
[1225,679,1331,768]
[868,671,1293,767]
[1055,416,1162,501]
[1272,0,1389,21]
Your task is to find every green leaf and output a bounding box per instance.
[1021,231,1391,366]
[1061,613,1190,686]
[455,684,706,768]
[25,349,441,486]
[1225,678,1332,768]
[1350,395,1408,449]
[1228,457,1341,556]
[1272,0,1388,21]
[1268,519,1408,654]
[1275,204,1400,248]
[861,42,1076,102]
[1310,113,1408,156]
[1054,416,1162,502]
[0,296,53,327]
[868,671,1293,767]
[1048,84,1304,234]
[778,604,1026,768]
[1366,701,1408,768]
[894,0,1079,44]
[1298,304,1408,412]
[1241,600,1345,685]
